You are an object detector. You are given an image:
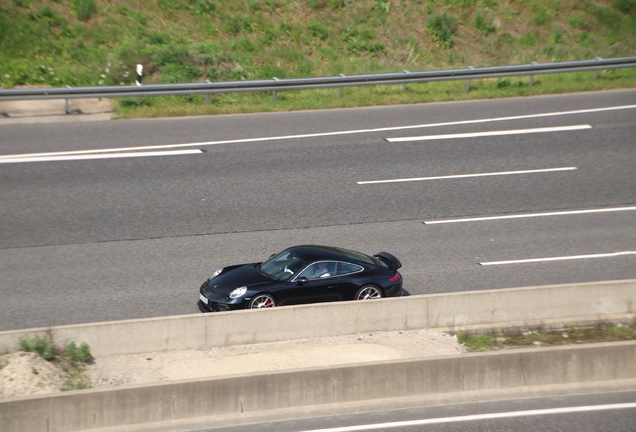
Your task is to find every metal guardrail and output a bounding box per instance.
[1,57,635,104]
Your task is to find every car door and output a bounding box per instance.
[282,261,342,305]
[332,262,365,299]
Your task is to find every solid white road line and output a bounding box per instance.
[386,124,592,142]
[423,206,636,224]
[0,149,203,164]
[299,403,636,432]
[357,167,576,185]
[0,104,634,160]
[479,251,636,266]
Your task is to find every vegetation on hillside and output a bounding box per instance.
[1,0,635,89]
[1,0,635,117]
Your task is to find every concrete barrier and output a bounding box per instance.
[1,279,634,356]
[2,341,635,432]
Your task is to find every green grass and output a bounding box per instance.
[457,323,636,352]
[1,0,636,118]
[114,67,636,119]
[19,335,54,360]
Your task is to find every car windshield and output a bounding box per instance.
[259,250,307,282]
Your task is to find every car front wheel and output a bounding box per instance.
[355,286,383,300]
[248,294,276,309]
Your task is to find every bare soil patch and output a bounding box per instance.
[0,330,463,398]
[0,352,67,399]
[87,330,464,388]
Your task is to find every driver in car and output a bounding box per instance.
[311,262,331,279]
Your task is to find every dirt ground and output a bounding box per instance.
[0,352,67,399]
[1,330,464,398]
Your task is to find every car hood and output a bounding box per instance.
[202,263,273,297]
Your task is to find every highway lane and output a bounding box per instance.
[0,210,634,330]
[2,88,636,157]
[1,90,635,330]
[1,94,635,248]
[189,390,636,432]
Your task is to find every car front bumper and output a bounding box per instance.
[198,291,250,312]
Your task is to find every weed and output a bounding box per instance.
[496,77,511,88]
[371,0,390,14]
[608,324,636,339]
[587,3,623,28]
[474,11,495,35]
[29,6,66,27]
[518,31,537,47]
[308,21,329,40]
[552,27,566,44]
[189,0,215,16]
[231,37,258,53]
[458,324,636,352]
[13,0,34,7]
[458,333,494,351]
[116,5,149,25]
[19,335,54,360]
[328,0,346,10]
[568,12,587,29]
[615,0,636,14]
[482,0,498,11]
[319,47,338,60]
[532,6,551,25]
[426,12,457,48]
[65,341,93,364]
[16,336,94,391]
[73,0,97,21]
[61,371,92,391]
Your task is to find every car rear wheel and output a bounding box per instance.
[248,294,276,309]
[355,285,383,300]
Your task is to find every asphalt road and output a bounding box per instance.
[200,390,636,432]
[1,89,635,331]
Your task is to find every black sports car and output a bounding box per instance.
[198,245,404,312]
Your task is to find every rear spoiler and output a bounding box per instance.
[374,252,402,271]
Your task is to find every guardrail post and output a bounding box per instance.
[530,62,537,86]
[466,67,474,91]
[339,74,345,98]
[403,70,410,91]
[205,81,211,104]
[64,85,71,114]
[594,57,603,80]
[272,77,279,101]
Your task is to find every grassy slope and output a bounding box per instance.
[1,0,635,117]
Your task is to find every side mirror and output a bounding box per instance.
[296,277,308,285]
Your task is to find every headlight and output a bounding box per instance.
[229,286,247,299]
[208,269,223,280]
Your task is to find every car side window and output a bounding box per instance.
[334,262,363,276]
[298,262,336,280]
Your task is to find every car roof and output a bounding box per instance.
[285,245,376,266]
